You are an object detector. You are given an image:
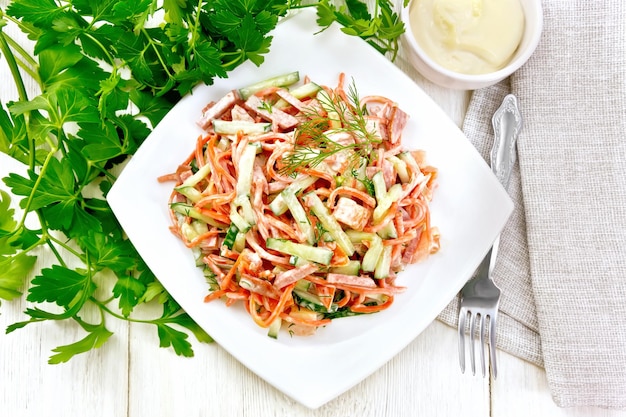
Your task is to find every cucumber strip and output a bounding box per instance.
[294,279,312,292]
[372,171,403,223]
[345,230,384,273]
[292,291,338,314]
[238,71,300,100]
[180,222,199,243]
[267,317,282,339]
[289,82,322,100]
[235,144,257,197]
[274,82,322,110]
[289,255,311,267]
[377,221,398,239]
[179,163,212,188]
[321,231,334,242]
[229,204,252,232]
[374,245,393,279]
[352,158,374,195]
[372,171,387,201]
[305,192,355,257]
[217,136,231,151]
[266,238,333,265]
[234,195,255,224]
[387,154,410,183]
[229,144,258,230]
[223,224,239,249]
[281,189,315,244]
[398,150,419,167]
[213,120,271,135]
[233,231,246,253]
[170,203,227,228]
[365,292,388,304]
[191,247,204,267]
[174,185,203,203]
[330,260,361,276]
[345,230,377,243]
[269,175,317,215]
[373,183,402,223]
[327,111,342,129]
[361,234,383,273]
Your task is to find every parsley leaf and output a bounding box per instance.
[0,252,36,300]
[5,0,64,26]
[37,44,84,86]
[0,189,17,231]
[78,232,137,274]
[27,265,96,309]
[156,323,194,357]
[4,158,76,212]
[112,276,147,317]
[303,0,406,60]
[48,323,114,364]
[168,313,214,344]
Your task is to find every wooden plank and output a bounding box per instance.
[0,305,129,417]
[127,318,488,417]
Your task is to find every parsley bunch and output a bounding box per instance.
[0,0,406,363]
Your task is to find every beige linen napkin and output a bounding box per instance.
[438,0,626,409]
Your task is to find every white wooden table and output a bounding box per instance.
[1,4,625,416]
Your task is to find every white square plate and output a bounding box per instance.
[108,9,513,409]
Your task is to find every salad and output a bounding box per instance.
[159,72,440,338]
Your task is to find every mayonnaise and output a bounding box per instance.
[409,0,525,75]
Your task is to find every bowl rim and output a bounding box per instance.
[399,0,544,82]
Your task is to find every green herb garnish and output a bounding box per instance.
[258,100,274,113]
[280,79,382,175]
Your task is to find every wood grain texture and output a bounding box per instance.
[127,318,487,417]
[2,0,626,415]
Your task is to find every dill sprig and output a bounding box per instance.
[279,80,382,175]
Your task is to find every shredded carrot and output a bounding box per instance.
[157,173,179,183]
[250,283,295,328]
[327,186,376,209]
[220,251,245,291]
[350,295,394,313]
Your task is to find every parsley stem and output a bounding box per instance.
[188,0,204,50]
[81,201,110,212]
[87,162,117,183]
[0,32,28,103]
[16,148,58,227]
[43,234,70,268]
[140,28,173,79]
[220,55,244,70]
[2,35,39,81]
[0,29,35,166]
[46,232,82,259]
[93,299,185,325]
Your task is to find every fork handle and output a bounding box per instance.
[488,234,501,279]
[491,94,522,189]
[474,234,500,285]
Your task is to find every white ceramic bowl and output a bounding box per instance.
[398,0,543,90]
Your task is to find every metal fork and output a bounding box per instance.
[458,94,522,379]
